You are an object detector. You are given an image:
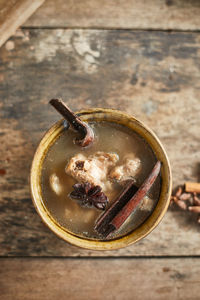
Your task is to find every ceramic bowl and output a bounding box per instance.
[30,108,172,250]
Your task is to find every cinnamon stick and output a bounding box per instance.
[95,181,138,236]
[49,99,94,147]
[95,161,161,238]
[185,182,200,194]
[188,206,200,213]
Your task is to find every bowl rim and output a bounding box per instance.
[30,108,172,250]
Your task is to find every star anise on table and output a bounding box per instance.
[171,185,200,224]
[69,182,108,210]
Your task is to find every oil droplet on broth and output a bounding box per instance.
[41,121,161,240]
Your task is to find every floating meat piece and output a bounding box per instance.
[65,151,119,191]
[109,154,141,183]
[139,195,154,211]
[49,173,63,195]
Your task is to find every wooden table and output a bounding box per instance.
[1,1,200,299]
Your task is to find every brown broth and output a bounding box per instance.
[41,121,161,240]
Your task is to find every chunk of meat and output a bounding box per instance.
[139,195,154,211]
[65,151,119,191]
[109,154,141,183]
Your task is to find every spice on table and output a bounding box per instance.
[171,182,200,224]
[69,182,108,210]
[95,161,161,238]
[185,182,200,193]
[49,98,94,147]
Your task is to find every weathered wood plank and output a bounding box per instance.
[0,29,200,256]
[24,0,200,30]
[1,258,200,300]
[0,0,45,47]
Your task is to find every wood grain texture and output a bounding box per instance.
[0,29,200,256]
[24,0,200,30]
[0,0,45,47]
[1,258,200,300]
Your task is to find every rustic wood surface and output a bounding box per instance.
[0,0,45,47]
[24,0,200,30]
[1,258,200,300]
[0,29,200,256]
[1,2,200,299]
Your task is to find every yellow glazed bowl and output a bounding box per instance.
[30,108,172,250]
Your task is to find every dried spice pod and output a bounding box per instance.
[175,186,183,198]
[69,182,108,210]
[50,99,94,147]
[175,200,187,210]
[179,193,191,201]
[193,196,200,206]
[171,182,200,225]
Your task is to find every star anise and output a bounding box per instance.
[69,182,108,210]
